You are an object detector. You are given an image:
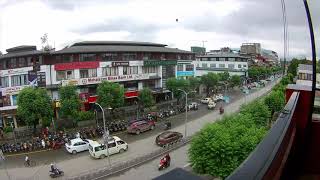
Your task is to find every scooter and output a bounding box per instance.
[49,169,64,178]
[158,157,170,170]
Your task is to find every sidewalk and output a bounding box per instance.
[0,79,279,180]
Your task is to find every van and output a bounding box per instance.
[88,136,128,159]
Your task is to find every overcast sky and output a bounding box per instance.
[0,0,319,59]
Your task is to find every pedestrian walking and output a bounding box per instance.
[41,139,46,149]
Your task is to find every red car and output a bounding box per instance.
[127,120,155,135]
[155,131,183,147]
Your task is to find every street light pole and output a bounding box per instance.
[93,103,111,168]
[177,89,196,137]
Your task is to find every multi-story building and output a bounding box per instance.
[0,41,195,128]
[296,64,312,86]
[176,60,195,79]
[240,43,261,55]
[194,53,249,77]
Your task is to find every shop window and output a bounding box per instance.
[56,70,74,81]
[0,76,9,87]
[123,66,138,75]
[11,74,28,86]
[142,66,157,73]
[177,64,184,71]
[186,64,194,71]
[12,95,18,106]
[103,67,118,76]
[80,69,97,78]
[80,54,96,62]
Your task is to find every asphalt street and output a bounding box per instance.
[0,79,279,180]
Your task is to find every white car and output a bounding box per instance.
[188,102,199,110]
[214,94,224,101]
[207,101,216,109]
[65,138,92,154]
[89,136,128,159]
[201,98,212,104]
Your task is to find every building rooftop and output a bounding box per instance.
[0,45,46,60]
[298,64,313,72]
[53,41,192,54]
[197,53,249,58]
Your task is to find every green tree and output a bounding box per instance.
[138,88,155,109]
[189,114,266,179]
[97,81,125,109]
[287,58,312,76]
[59,85,82,124]
[166,78,190,99]
[240,100,271,127]
[17,87,53,132]
[229,75,241,88]
[264,90,285,116]
[188,77,201,91]
[201,72,219,95]
[218,71,230,82]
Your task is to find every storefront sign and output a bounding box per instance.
[176,71,194,77]
[1,86,27,96]
[112,62,129,66]
[144,60,177,67]
[54,61,99,71]
[37,72,46,87]
[62,74,150,86]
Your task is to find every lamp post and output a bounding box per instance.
[177,89,196,137]
[91,102,112,167]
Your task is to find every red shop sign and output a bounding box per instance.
[125,91,138,98]
[54,61,99,70]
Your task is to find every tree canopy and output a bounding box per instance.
[229,75,241,88]
[138,88,155,109]
[264,90,285,116]
[17,87,53,130]
[287,58,312,76]
[200,72,219,95]
[97,81,125,109]
[240,100,271,128]
[166,78,190,99]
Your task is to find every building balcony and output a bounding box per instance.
[227,84,318,180]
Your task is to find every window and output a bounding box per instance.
[202,63,208,68]
[27,57,33,66]
[243,65,247,68]
[123,66,138,75]
[143,53,151,60]
[62,55,72,62]
[18,57,26,67]
[186,64,194,71]
[11,74,28,86]
[161,54,166,60]
[177,54,181,60]
[177,64,184,71]
[102,53,118,61]
[103,67,118,76]
[0,76,9,87]
[210,64,216,68]
[80,54,96,61]
[122,53,137,61]
[117,140,126,145]
[219,64,225,68]
[219,58,226,61]
[143,66,157,73]
[108,142,117,148]
[228,64,235,69]
[56,70,74,81]
[201,58,208,61]
[10,58,17,68]
[229,58,235,61]
[80,69,97,78]
[238,64,242,68]
[210,58,217,61]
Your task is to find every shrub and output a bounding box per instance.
[3,126,13,133]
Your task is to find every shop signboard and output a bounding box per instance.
[54,61,99,71]
[37,72,46,87]
[1,86,28,96]
[144,60,177,67]
[176,71,194,77]
[62,74,150,86]
[112,62,129,66]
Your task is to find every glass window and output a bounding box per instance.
[186,64,194,71]
[201,57,208,61]
[219,64,225,68]
[238,64,242,68]
[66,70,74,79]
[62,55,72,63]
[177,64,184,71]
[12,95,18,106]
[117,140,125,145]
[10,58,17,68]
[210,57,217,61]
[27,57,33,66]
[108,142,117,148]
[229,58,235,61]
[210,64,216,68]
[11,74,28,86]
[18,57,26,67]
[243,65,247,67]
[0,76,9,87]
[56,70,74,81]
[102,53,118,61]
[202,63,208,68]
[122,53,137,61]
[219,58,226,61]
[103,67,118,76]
[123,66,138,75]
[143,53,151,60]
[80,54,96,62]
[142,66,157,73]
[228,64,235,69]
[80,69,97,78]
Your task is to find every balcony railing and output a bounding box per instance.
[227,91,300,180]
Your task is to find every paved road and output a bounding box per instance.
[0,79,279,180]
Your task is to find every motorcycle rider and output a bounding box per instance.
[25,155,30,166]
[50,162,60,175]
[160,153,171,167]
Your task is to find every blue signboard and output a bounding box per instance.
[177,71,194,77]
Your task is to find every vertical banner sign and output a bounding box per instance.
[37,72,46,87]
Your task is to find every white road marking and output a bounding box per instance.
[183,163,191,168]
